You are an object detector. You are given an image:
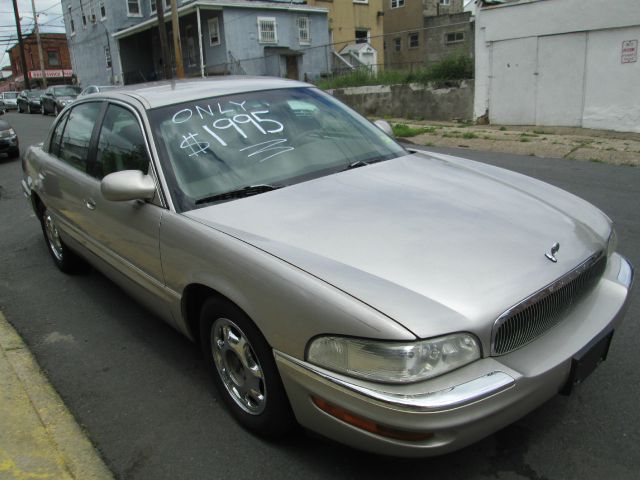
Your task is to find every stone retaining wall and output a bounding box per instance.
[328,81,474,122]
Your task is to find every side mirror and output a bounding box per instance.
[374,119,394,137]
[101,170,156,202]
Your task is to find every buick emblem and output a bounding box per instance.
[545,242,560,263]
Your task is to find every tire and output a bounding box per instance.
[200,297,295,438]
[41,104,47,115]
[54,105,60,116]
[40,208,86,274]
[28,103,32,114]
[17,104,22,113]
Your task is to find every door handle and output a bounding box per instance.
[85,198,96,210]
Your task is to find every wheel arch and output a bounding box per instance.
[182,283,252,347]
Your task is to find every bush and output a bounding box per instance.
[392,123,437,138]
[316,55,474,90]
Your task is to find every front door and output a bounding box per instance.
[285,55,299,80]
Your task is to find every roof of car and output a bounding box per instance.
[93,77,312,109]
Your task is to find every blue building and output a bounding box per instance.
[62,0,330,86]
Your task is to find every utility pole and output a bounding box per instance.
[11,0,31,89]
[170,0,185,79]
[30,0,47,88]
[156,1,172,79]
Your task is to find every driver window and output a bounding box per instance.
[92,104,150,180]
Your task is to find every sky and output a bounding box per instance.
[0,0,65,69]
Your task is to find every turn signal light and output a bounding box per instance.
[311,396,433,442]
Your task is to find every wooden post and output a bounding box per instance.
[156,1,172,79]
[11,0,30,89]
[30,0,47,88]
[170,0,185,79]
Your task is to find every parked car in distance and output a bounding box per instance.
[0,118,19,158]
[41,85,81,116]
[21,78,634,457]
[79,85,118,96]
[17,89,44,114]
[0,99,6,115]
[1,91,18,110]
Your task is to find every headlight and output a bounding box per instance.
[307,333,481,384]
[607,228,617,258]
[0,128,15,139]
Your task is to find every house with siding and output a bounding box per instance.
[62,0,330,86]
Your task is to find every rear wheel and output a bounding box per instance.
[40,208,86,273]
[200,297,295,438]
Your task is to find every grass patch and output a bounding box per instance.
[520,137,531,142]
[316,55,473,89]
[499,126,507,131]
[392,123,436,137]
[462,132,478,139]
[424,141,434,147]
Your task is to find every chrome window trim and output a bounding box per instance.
[491,250,606,356]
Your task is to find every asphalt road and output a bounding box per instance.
[0,111,638,480]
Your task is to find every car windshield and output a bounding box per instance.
[53,86,81,96]
[4,92,17,99]
[149,87,406,212]
[27,90,43,97]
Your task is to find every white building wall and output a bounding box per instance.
[475,0,640,133]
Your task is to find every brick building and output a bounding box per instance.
[8,32,73,88]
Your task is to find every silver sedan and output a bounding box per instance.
[21,78,634,456]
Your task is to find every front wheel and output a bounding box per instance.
[28,104,32,114]
[40,208,86,273]
[200,298,295,438]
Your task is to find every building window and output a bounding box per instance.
[68,6,75,35]
[355,29,369,44]
[127,0,141,17]
[150,0,170,14]
[445,32,465,44]
[391,0,405,8]
[208,17,220,46]
[105,45,112,68]
[440,0,451,5]
[89,3,96,24]
[297,16,310,45]
[258,17,277,44]
[408,32,419,49]
[47,50,60,66]
[394,37,401,52]
[81,1,87,28]
[100,1,106,19]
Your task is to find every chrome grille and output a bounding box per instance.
[492,252,607,355]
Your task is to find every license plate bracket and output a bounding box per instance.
[560,328,613,396]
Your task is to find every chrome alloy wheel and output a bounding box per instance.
[211,317,266,415]
[43,212,64,262]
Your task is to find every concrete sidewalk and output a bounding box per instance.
[0,312,113,480]
[377,118,640,167]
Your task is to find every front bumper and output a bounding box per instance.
[275,253,634,457]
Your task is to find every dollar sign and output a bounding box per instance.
[180,133,210,157]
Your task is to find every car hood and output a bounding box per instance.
[184,152,611,340]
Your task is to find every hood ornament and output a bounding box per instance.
[545,242,560,263]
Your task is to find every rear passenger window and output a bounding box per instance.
[93,104,149,179]
[58,102,102,172]
[49,111,70,157]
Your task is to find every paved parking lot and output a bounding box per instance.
[0,111,638,479]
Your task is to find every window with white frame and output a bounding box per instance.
[355,29,369,44]
[297,16,310,45]
[391,0,405,8]
[208,17,220,46]
[258,17,277,44]
[127,0,141,17]
[150,0,171,14]
[440,0,451,5]
[394,37,401,52]
[100,0,106,19]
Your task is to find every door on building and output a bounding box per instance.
[285,55,299,80]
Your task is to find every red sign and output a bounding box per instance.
[621,40,638,64]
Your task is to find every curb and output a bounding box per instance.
[0,311,114,480]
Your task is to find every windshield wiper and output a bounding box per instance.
[195,184,283,205]
[342,160,369,171]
